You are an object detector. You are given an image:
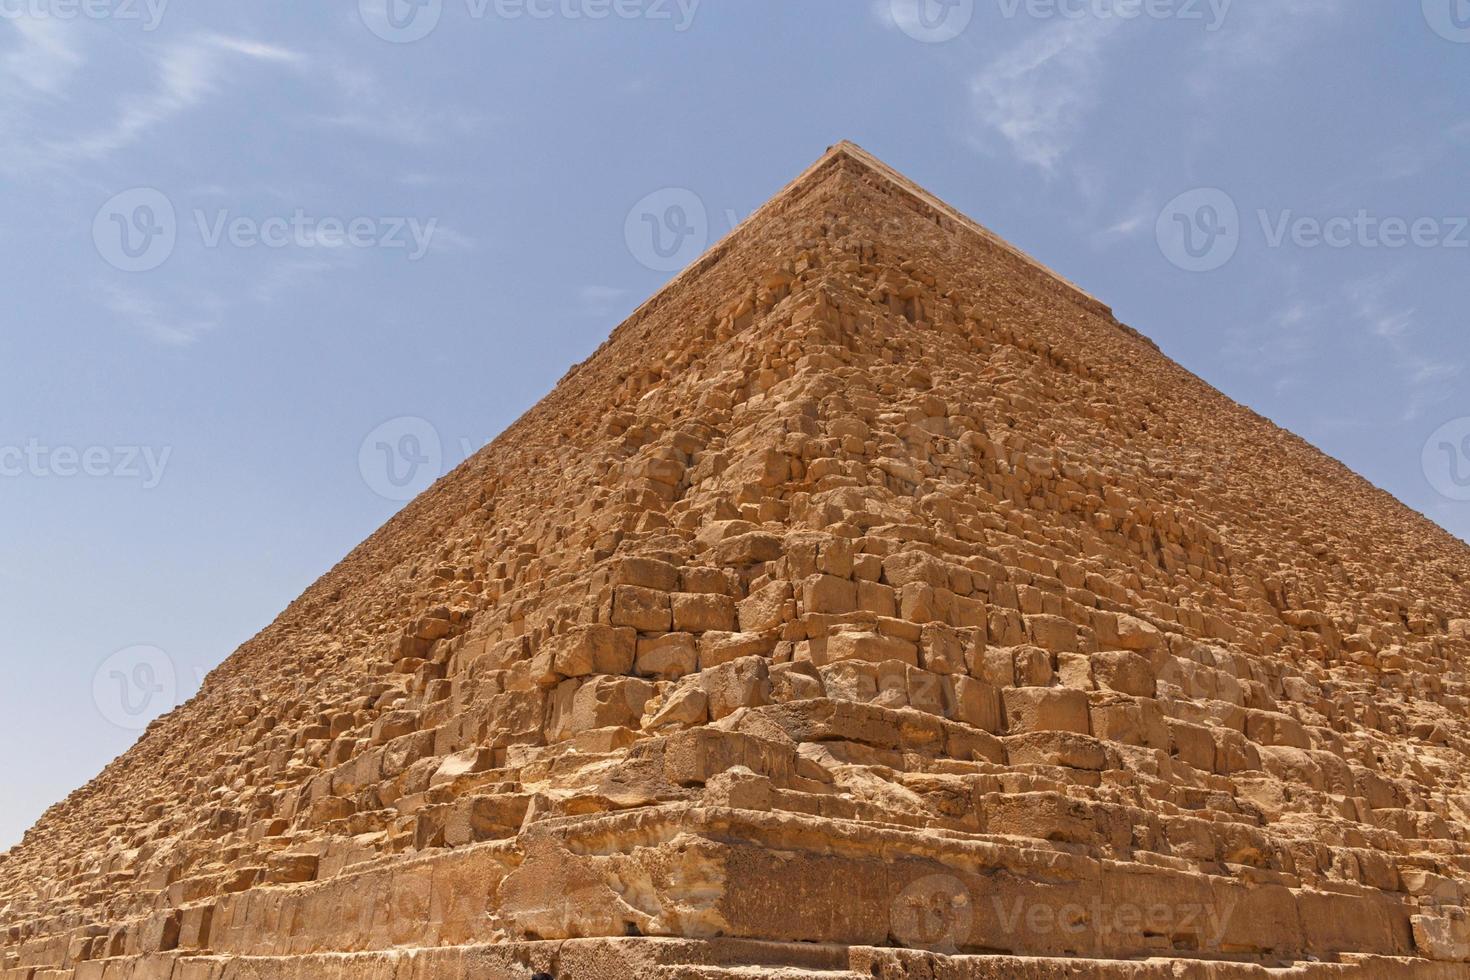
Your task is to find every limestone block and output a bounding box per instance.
[371,710,419,745]
[550,676,655,741]
[1013,646,1054,687]
[135,910,181,954]
[852,552,882,581]
[704,766,775,810]
[905,665,946,715]
[919,623,965,674]
[700,655,772,719]
[976,646,1017,687]
[882,550,949,588]
[635,632,698,679]
[785,531,853,578]
[715,531,784,566]
[815,630,919,667]
[1092,651,1156,697]
[381,730,435,778]
[661,727,794,786]
[1004,731,1109,771]
[430,746,495,787]
[611,585,672,631]
[1244,709,1311,749]
[646,684,709,729]
[1259,745,1325,791]
[176,905,213,951]
[442,794,532,846]
[1167,719,1217,772]
[1413,911,1470,962]
[699,630,777,669]
[1056,652,1094,689]
[769,661,824,703]
[875,659,909,709]
[951,593,989,628]
[1003,687,1090,735]
[1112,612,1165,652]
[986,791,1096,844]
[611,556,681,592]
[1213,727,1261,774]
[678,566,731,595]
[1026,614,1077,653]
[263,853,318,884]
[802,574,857,615]
[944,675,1002,732]
[989,606,1026,646]
[857,579,897,617]
[547,625,637,678]
[818,661,878,703]
[671,592,737,632]
[738,580,792,632]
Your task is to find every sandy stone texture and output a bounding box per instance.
[3,143,1469,979]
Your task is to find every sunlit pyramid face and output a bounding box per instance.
[5,143,1469,978]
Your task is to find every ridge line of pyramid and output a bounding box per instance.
[827,141,1112,318]
[604,143,1117,363]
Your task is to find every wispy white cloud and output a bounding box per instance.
[43,33,301,162]
[1321,127,1468,201]
[426,225,475,253]
[969,16,1124,173]
[869,0,904,34]
[100,282,224,346]
[314,106,482,147]
[1090,192,1155,245]
[1188,0,1345,98]
[1216,263,1331,392]
[1346,274,1463,422]
[315,60,486,146]
[1225,271,1462,425]
[251,254,345,306]
[578,284,630,318]
[1,16,84,95]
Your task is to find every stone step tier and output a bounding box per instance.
[2,938,1467,980]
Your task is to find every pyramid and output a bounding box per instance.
[4,143,1470,980]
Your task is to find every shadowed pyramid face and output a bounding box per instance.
[4,143,1470,978]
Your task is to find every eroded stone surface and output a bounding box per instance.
[3,142,1469,978]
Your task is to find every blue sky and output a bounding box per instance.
[1,0,1466,850]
